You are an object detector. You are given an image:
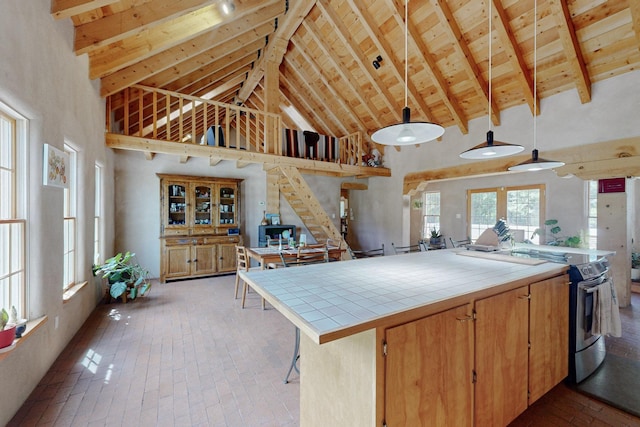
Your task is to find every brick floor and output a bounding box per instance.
[7,276,640,426]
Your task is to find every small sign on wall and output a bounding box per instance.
[43,144,69,188]
[598,178,625,193]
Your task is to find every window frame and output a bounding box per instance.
[467,184,546,243]
[0,106,27,316]
[422,191,441,238]
[63,144,77,292]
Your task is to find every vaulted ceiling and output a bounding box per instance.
[52,0,640,149]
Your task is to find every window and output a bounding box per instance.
[422,191,441,237]
[587,180,598,249]
[0,107,26,315]
[94,164,103,265]
[468,185,544,243]
[63,144,77,291]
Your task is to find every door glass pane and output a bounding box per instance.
[219,187,235,225]
[168,184,186,225]
[470,192,496,241]
[195,185,212,225]
[506,188,541,244]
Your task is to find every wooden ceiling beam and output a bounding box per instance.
[74,0,212,55]
[315,0,401,123]
[139,28,269,92]
[350,0,438,127]
[491,0,539,115]
[428,0,500,126]
[404,137,640,195]
[548,0,591,104]
[290,36,364,135]
[90,0,277,81]
[629,0,640,52]
[236,1,316,103]
[301,19,383,129]
[280,62,338,135]
[99,7,278,97]
[180,63,253,100]
[51,0,119,20]
[279,79,325,133]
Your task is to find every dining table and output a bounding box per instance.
[245,245,344,269]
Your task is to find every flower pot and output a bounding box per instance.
[0,325,17,349]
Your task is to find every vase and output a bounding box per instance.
[261,210,268,226]
[0,325,16,349]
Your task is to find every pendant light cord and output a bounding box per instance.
[404,0,408,108]
[488,2,492,131]
[533,0,537,150]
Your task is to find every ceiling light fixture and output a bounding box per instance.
[220,1,235,15]
[371,0,444,146]
[460,3,523,159]
[509,0,565,172]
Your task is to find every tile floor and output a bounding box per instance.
[7,275,640,426]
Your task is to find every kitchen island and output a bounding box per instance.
[240,248,569,426]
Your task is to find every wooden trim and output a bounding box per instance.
[404,137,640,195]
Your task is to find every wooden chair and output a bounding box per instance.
[450,237,472,248]
[234,245,265,309]
[352,244,385,258]
[391,242,422,255]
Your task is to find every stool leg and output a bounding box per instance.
[241,281,248,309]
[284,327,300,384]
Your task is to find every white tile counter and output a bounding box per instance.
[240,248,567,344]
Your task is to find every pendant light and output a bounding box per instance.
[460,3,523,159]
[509,0,564,172]
[371,0,444,145]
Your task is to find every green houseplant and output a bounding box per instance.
[531,219,582,248]
[632,252,640,281]
[94,252,151,302]
[429,229,443,248]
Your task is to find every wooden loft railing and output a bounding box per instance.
[105,85,376,175]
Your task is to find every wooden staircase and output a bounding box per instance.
[270,166,352,259]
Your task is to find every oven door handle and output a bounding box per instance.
[583,278,612,293]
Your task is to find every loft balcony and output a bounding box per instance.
[106,85,390,178]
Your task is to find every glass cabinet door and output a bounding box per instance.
[193,184,213,231]
[218,186,236,226]
[166,183,187,231]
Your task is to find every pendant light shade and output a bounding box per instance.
[508,0,564,172]
[459,4,523,159]
[508,149,565,171]
[372,107,444,145]
[371,0,444,146]
[460,130,524,159]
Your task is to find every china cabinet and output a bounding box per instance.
[158,174,242,282]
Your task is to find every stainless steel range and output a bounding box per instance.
[568,258,611,383]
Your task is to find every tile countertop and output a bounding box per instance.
[240,248,567,345]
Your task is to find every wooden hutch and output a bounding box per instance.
[158,174,243,282]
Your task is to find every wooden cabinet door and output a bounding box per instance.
[165,245,191,279]
[217,243,236,272]
[162,180,190,236]
[475,286,529,427]
[192,245,217,276]
[385,304,473,427]
[529,275,569,404]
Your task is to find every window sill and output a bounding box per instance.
[0,316,48,361]
[63,280,88,302]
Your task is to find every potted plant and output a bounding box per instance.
[531,219,582,248]
[429,229,443,248]
[0,308,16,349]
[93,252,151,302]
[632,252,640,281]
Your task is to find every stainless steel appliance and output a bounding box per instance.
[568,258,611,383]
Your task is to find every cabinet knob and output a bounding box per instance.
[193,259,197,263]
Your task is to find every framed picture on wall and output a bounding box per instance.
[271,215,280,225]
[43,143,69,188]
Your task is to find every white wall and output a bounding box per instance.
[349,71,640,254]
[0,0,113,424]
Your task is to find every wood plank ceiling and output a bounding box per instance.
[52,0,640,150]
